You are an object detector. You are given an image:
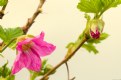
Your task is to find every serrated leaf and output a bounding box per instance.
[77,0,103,13]
[0,0,7,6]
[77,0,121,17]
[101,0,121,9]
[0,26,24,49]
[82,43,99,54]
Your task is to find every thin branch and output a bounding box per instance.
[0,0,46,49]
[22,0,46,34]
[0,0,8,19]
[70,77,76,80]
[65,62,70,80]
[0,38,16,53]
[40,36,88,80]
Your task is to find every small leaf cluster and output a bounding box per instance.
[66,33,109,54]
[40,59,55,75]
[82,33,109,54]
[0,61,15,80]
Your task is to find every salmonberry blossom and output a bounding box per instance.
[12,32,56,74]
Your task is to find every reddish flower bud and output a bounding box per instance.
[89,19,104,39]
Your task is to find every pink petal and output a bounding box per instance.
[12,49,41,74]
[31,41,56,57]
[12,51,30,74]
[32,32,44,45]
[31,32,56,57]
[26,49,41,71]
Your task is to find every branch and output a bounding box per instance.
[70,77,76,80]
[40,36,88,80]
[65,62,70,80]
[0,0,46,49]
[0,0,8,19]
[22,0,46,34]
[0,38,16,53]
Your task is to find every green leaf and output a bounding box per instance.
[42,59,48,68]
[0,26,6,40]
[82,43,99,54]
[82,33,109,54]
[6,75,15,80]
[44,64,55,74]
[99,33,109,40]
[85,13,91,21]
[77,0,121,18]
[0,25,24,49]
[77,0,103,13]
[101,0,121,9]
[87,33,109,44]
[0,61,13,78]
[41,59,55,75]
[0,0,7,6]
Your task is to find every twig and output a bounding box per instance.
[65,62,70,80]
[0,0,46,49]
[0,38,16,53]
[0,0,8,19]
[40,36,88,80]
[70,77,76,80]
[22,0,45,34]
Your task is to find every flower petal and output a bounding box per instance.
[12,51,30,74]
[25,49,41,71]
[12,49,41,74]
[31,32,56,57]
[32,31,44,45]
[31,41,56,57]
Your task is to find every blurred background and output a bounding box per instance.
[0,0,121,80]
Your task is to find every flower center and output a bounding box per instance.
[22,42,33,51]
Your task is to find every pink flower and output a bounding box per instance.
[12,32,56,74]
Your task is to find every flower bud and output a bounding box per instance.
[89,19,104,39]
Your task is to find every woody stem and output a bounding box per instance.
[40,35,88,80]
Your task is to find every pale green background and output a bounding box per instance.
[0,0,121,80]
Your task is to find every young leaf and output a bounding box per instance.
[42,59,48,68]
[0,26,6,40]
[0,0,7,6]
[0,61,14,79]
[82,43,99,54]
